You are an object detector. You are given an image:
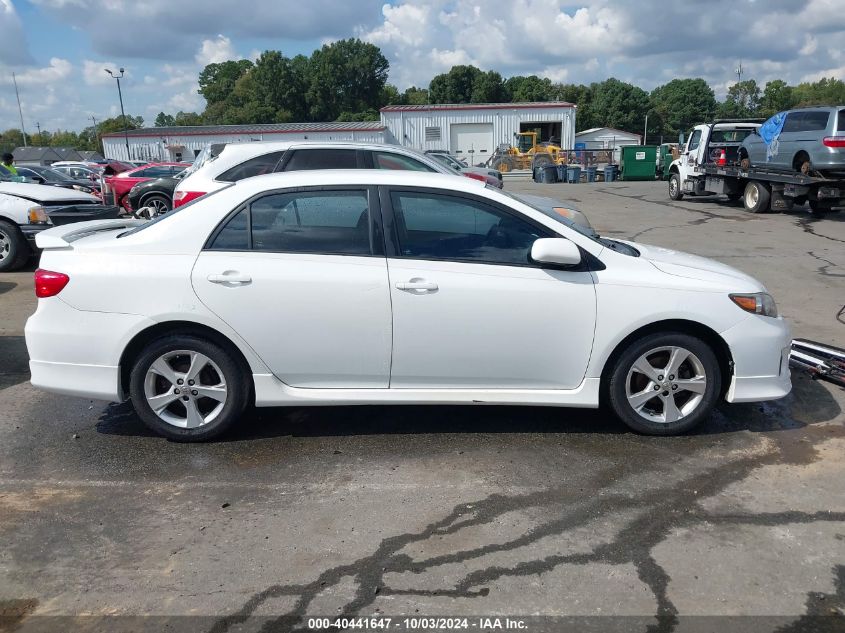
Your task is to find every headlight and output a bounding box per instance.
[72,184,92,193]
[28,206,48,224]
[729,293,778,318]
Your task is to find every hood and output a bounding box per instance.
[623,241,765,292]
[0,182,99,203]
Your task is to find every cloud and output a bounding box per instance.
[195,35,240,66]
[82,60,128,86]
[0,0,33,64]
[29,0,386,60]
[5,57,73,85]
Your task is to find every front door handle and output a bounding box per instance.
[395,278,438,292]
[207,271,252,285]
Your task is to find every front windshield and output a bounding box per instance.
[42,168,72,181]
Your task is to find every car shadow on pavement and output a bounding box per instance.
[94,369,841,442]
[0,280,17,295]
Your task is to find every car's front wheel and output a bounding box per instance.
[608,332,721,435]
[0,220,31,272]
[129,335,249,441]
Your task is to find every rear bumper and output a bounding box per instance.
[721,314,792,403]
[25,297,154,401]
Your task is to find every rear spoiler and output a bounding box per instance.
[35,218,146,249]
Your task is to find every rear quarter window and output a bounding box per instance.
[217,151,284,183]
[838,110,845,132]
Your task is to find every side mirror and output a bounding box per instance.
[531,238,582,267]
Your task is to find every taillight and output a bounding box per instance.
[34,269,70,298]
[173,190,206,208]
[463,172,486,182]
[822,136,845,148]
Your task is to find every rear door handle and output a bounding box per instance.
[395,279,438,292]
[207,272,252,285]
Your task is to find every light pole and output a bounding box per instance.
[104,68,131,160]
[90,115,99,154]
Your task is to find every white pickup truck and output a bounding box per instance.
[667,120,844,214]
[0,182,105,272]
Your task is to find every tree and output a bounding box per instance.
[155,112,175,127]
[718,79,761,118]
[97,115,143,134]
[251,50,308,121]
[587,78,649,135]
[792,77,845,106]
[650,79,717,140]
[504,75,552,102]
[759,79,795,117]
[402,86,429,105]
[471,71,507,103]
[173,112,203,126]
[429,65,482,103]
[306,38,389,121]
[198,59,254,106]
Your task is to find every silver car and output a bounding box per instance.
[740,106,845,175]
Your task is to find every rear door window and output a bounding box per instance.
[800,111,830,131]
[217,152,284,182]
[282,149,358,171]
[209,190,373,256]
[373,152,436,172]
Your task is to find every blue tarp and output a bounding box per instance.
[758,112,787,161]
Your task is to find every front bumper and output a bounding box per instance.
[19,224,48,249]
[721,314,792,403]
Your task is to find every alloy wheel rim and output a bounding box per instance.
[625,345,707,424]
[143,349,227,429]
[149,198,169,215]
[746,186,759,207]
[0,231,8,261]
[670,178,678,195]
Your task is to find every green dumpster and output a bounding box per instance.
[620,145,658,181]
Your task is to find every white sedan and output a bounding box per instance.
[25,171,791,441]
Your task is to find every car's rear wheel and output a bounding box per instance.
[140,193,171,217]
[0,220,30,272]
[668,173,684,200]
[129,335,248,441]
[608,332,721,435]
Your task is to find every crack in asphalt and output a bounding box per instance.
[208,415,845,633]
[807,251,845,278]
[593,188,754,227]
[796,217,845,245]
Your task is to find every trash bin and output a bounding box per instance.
[604,165,617,182]
[532,166,540,182]
[566,166,582,183]
[584,166,597,182]
[541,165,558,183]
[620,145,658,180]
[556,165,567,182]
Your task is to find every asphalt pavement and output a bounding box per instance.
[1,180,844,633]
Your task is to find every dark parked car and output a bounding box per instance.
[15,165,101,196]
[126,170,186,215]
[739,106,845,175]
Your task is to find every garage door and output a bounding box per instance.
[450,123,493,165]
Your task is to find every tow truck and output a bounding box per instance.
[667,120,845,214]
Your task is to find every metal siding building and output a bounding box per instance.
[102,121,389,162]
[380,102,577,165]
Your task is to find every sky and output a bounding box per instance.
[0,0,843,133]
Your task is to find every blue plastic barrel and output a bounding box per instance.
[604,165,617,182]
[566,166,582,183]
[557,165,567,182]
[584,166,597,182]
[542,165,558,183]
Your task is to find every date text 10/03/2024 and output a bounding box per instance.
[307,617,528,630]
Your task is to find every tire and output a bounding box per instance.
[493,157,515,173]
[607,332,721,435]
[668,173,684,200]
[0,220,31,272]
[128,334,249,441]
[743,181,771,213]
[139,193,172,217]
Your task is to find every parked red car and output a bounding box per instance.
[104,162,191,210]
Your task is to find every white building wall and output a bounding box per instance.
[103,129,389,162]
[381,106,577,157]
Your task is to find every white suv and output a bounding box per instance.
[174,141,493,208]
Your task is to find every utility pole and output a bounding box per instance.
[105,68,131,160]
[643,114,648,146]
[12,72,27,147]
[35,122,41,142]
[90,115,99,153]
